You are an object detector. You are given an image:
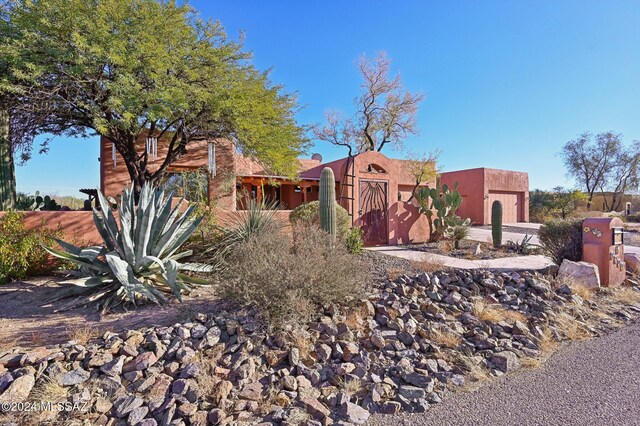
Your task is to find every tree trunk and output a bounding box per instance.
[0,109,16,211]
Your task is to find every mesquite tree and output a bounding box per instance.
[313,52,424,155]
[0,0,307,198]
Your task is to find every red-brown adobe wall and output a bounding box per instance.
[100,136,236,210]
[441,168,486,225]
[0,211,103,245]
[483,168,529,223]
[347,151,432,245]
[441,168,529,225]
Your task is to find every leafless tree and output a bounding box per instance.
[561,132,621,210]
[599,140,640,211]
[405,150,440,202]
[313,52,424,155]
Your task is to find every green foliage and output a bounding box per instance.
[538,219,583,265]
[415,181,470,242]
[491,200,503,247]
[1,0,308,192]
[529,188,588,221]
[0,210,58,283]
[14,191,61,211]
[218,225,367,327]
[160,169,209,204]
[452,225,470,249]
[44,183,210,313]
[345,226,364,254]
[319,167,337,242]
[289,201,351,241]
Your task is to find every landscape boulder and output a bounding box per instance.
[557,259,600,289]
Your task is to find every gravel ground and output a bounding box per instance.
[368,320,640,426]
[624,230,640,247]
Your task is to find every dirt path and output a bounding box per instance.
[0,277,222,349]
[368,320,640,426]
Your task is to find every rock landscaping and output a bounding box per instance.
[2,255,639,426]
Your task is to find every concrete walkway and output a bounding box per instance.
[368,320,640,426]
[367,246,554,271]
[467,227,540,245]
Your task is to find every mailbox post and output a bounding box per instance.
[582,217,625,287]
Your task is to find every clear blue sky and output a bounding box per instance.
[16,0,640,196]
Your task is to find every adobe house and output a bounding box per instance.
[440,167,530,225]
[100,136,432,246]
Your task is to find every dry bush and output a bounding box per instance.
[409,259,448,274]
[554,312,591,341]
[429,327,462,349]
[66,326,100,345]
[218,225,368,327]
[438,240,453,253]
[0,336,19,353]
[30,375,67,403]
[472,299,527,323]
[606,285,640,305]
[386,267,403,281]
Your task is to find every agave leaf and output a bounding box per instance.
[177,272,210,285]
[134,191,156,268]
[180,262,214,273]
[43,245,111,273]
[92,208,116,252]
[78,246,107,261]
[170,250,193,261]
[139,255,167,273]
[150,191,175,246]
[164,215,204,258]
[153,204,197,257]
[119,209,136,265]
[163,259,182,301]
[53,238,82,256]
[95,189,123,255]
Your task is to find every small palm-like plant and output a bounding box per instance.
[45,183,211,313]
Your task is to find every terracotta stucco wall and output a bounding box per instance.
[441,168,486,225]
[0,211,102,246]
[348,151,432,245]
[442,168,529,225]
[100,136,236,209]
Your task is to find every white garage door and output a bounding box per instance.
[488,191,522,223]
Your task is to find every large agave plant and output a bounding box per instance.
[45,183,211,312]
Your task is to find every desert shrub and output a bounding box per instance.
[538,218,583,265]
[626,213,640,223]
[289,201,350,240]
[452,225,470,249]
[0,211,59,283]
[219,225,368,326]
[346,226,364,254]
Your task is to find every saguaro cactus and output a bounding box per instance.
[491,200,503,247]
[319,167,337,242]
[0,109,16,211]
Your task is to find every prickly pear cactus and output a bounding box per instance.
[319,167,337,242]
[415,181,470,242]
[491,200,503,247]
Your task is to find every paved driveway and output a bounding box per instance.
[368,320,640,426]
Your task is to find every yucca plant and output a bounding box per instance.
[44,183,211,313]
[205,198,282,263]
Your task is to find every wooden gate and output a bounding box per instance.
[359,180,388,246]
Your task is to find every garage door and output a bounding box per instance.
[488,191,522,223]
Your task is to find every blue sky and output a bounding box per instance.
[16,0,640,196]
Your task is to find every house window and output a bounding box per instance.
[160,169,208,203]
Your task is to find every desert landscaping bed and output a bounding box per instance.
[401,239,529,261]
[1,252,639,426]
